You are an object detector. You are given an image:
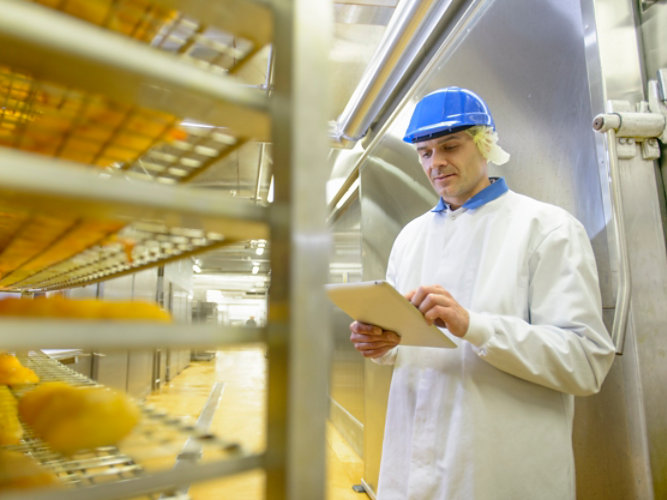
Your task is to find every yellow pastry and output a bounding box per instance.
[18,382,141,455]
[0,296,171,322]
[0,450,61,490]
[0,386,23,445]
[0,354,39,386]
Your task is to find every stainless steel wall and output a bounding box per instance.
[359,135,437,494]
[328,193,365,456]
[588,0,667,497]
[345,0,662,497]
[326,136,437,468]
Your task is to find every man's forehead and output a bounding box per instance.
[415,131,467,149]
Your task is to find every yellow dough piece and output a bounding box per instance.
[0,386,22,446]
[0,296,172,322]
[18,382,141,455]
[0,450,61,491]
[0,354,39,386]
[98,300,173,322]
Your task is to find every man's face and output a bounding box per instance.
[415,131,490,209]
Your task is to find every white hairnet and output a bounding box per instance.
[465,126,510,166]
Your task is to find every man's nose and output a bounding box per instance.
[430,150,448,168]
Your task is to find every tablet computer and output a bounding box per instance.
[325,280,457,348]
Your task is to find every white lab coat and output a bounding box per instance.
[374,187,615,500]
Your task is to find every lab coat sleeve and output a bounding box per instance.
[463,219,616,396]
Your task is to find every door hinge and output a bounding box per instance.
[593,70,667,161]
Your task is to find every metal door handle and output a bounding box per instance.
[593,85,667,354]
[603,129,631,354]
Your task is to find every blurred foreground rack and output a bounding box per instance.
[1,351,256,500]
[0,0,331,498]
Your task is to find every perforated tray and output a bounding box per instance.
[1,351,243,498]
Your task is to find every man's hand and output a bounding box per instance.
[407,285,470,337]
[349,321,401,358]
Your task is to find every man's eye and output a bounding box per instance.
[420,152,432,159]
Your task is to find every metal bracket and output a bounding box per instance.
[616,137,638,159]
[642,138,661,160]
[592,83,666,161]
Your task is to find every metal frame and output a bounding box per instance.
[0,148,268,234]
[0,0,332,498]
[0,323,265,351]
[266,1,332,498]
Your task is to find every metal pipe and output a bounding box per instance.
[328,0,492,213]
[331,0,473,145]
[605,129,632,354]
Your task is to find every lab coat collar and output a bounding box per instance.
[431,177,508,213]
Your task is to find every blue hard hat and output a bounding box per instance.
[403,86,495,143]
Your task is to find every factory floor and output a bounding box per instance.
[143,346,366,499]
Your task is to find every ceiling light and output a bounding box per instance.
[252,265,259,275]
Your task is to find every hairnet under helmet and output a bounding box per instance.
[403,86,495,144]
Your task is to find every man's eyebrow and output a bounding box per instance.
[416,135,460,151]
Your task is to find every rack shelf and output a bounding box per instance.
[0,322,264,351]
[0,148,268,290]
[0,351,262,500]
[0,0,270,140]
[0,148,268,229]
[151,0,273,66]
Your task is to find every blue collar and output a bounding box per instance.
[431,177,508,212]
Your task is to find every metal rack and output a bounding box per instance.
[3,351,244,499]
[0,146,268,290]
[0,0,271,287]
[0,0,331,498]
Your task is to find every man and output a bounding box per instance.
[349,86,615,499]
